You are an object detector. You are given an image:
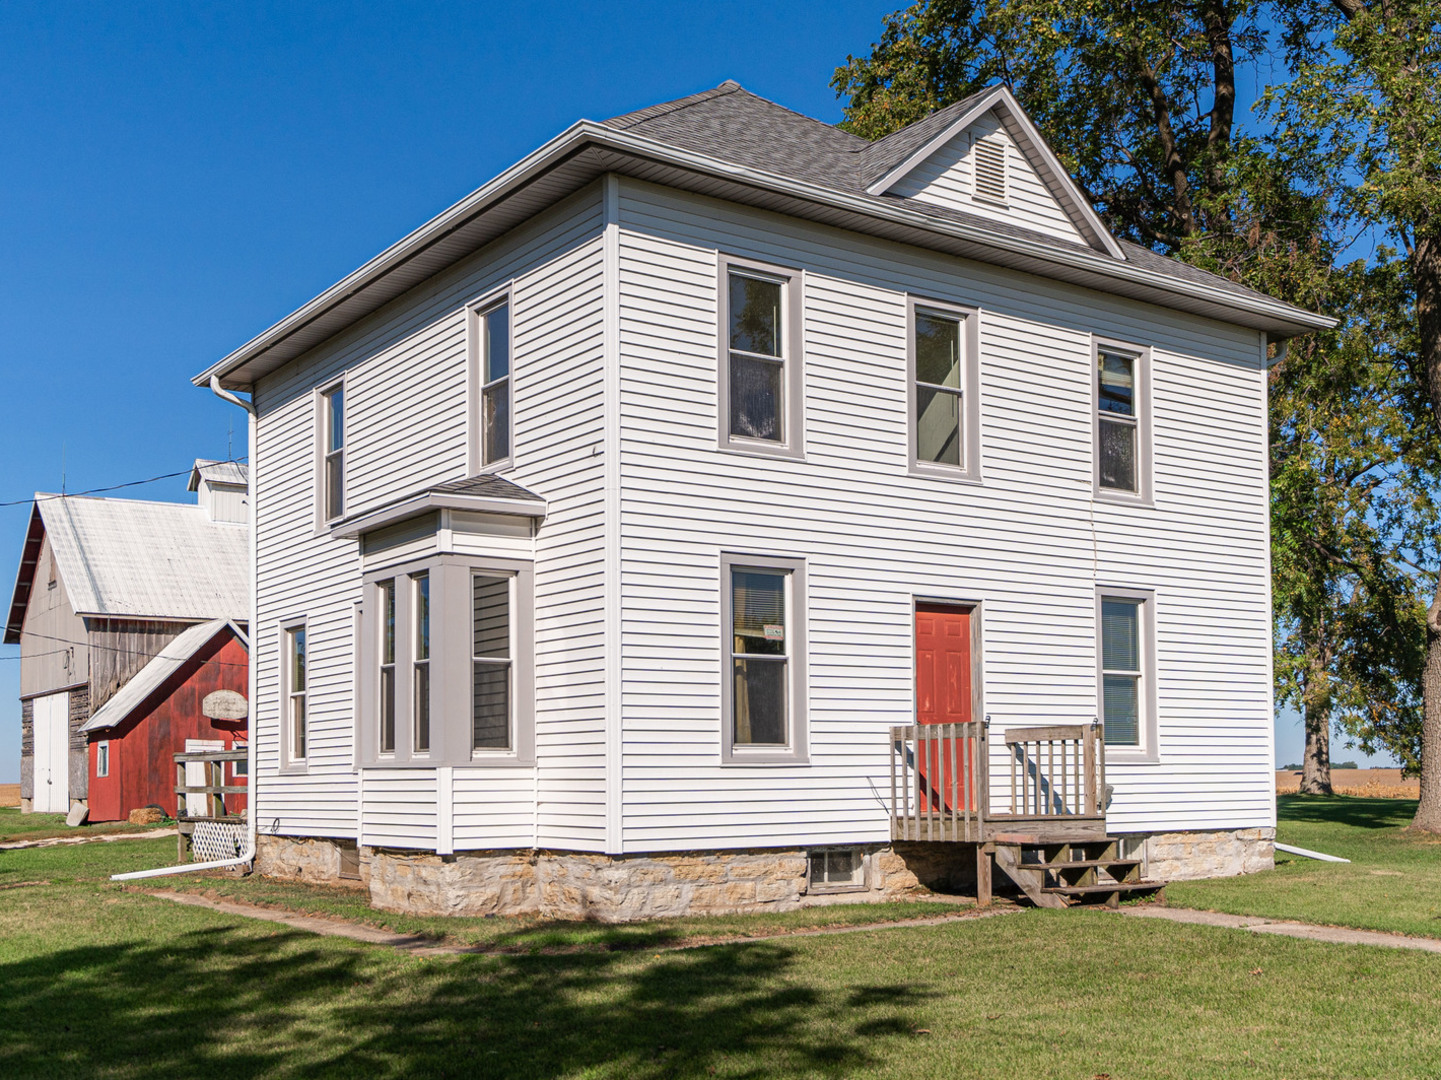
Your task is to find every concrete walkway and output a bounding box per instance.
[0,827,173,852]
[145,888,1015,957]
[1120,904,1441,954]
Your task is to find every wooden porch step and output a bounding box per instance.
[1042,881,1163,896]
[1039,858,1141,871]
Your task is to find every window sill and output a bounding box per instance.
[277,762,309,776]
[908,464,983,486]
[720,751,810,766]
[1104,748,1160,765]
[717,439,805,463]
[1093,489,1154,509]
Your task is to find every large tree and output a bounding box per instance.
[1276,0,1441,826]
[834,0,1440,794]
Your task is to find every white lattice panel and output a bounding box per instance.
[191,821,246,862]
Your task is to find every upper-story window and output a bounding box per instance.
[479,300,511,467]
[718,255,804,458]
[320,384,345,521]
[908,297,981,480]
[1094,339,1151,501]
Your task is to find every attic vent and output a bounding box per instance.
[972,137,1007,204]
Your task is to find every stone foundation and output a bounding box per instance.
[254,826,1273,920]
[1144,827,1275,880]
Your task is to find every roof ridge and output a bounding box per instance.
[722,84,872,149]
[604,81,742,131]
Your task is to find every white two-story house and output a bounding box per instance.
[196,82,1330,919]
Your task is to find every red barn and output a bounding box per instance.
[83,619,248,821]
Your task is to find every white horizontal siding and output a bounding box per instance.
[614,179,1271,852]
[251,186,608,851]
[890,111,1084,247]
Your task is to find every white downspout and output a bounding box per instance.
[113,377,258,881]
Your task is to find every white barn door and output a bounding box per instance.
[32,692,70,814]
[185,739,223,817]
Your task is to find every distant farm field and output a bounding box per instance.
[1275,768,1417,798]
[0,785,19,808]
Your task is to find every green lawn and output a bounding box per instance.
[3,836,1441,1077]
[0,807,161,844]
[1167,794,1441,939]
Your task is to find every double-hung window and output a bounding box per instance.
[378,580,396,754]
[471,574,512,752]
[908,298,980,479]
[285,624,308,766]
[721,554,808,763]
[718,256,803,457]
[1097,590,1156,754]
[1094,339,1151,500]
[476,300,512,467]
[320,384,345,522]
[412,573,430,754]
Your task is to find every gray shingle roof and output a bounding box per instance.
[429,475,545,502]
[604,82,1277,308]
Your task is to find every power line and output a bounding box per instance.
[2,627,251,670]
[0,458,248,509]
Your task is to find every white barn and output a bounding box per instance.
[197,83,1330,918]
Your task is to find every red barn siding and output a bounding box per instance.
[87,632,248,822]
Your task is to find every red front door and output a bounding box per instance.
[915,604,977,812]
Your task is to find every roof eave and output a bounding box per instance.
[196,121,1333,390]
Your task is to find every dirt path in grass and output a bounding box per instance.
[0,827,173,851]
[1120,904,1441,953]
[144,888,1018,956]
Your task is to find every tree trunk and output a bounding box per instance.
[1300,697,1333,795]
[1411,231,1441,831]
[1416,580,1441,829]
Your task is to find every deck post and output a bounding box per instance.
[976,843,992,907]
[1083,727,1098,817]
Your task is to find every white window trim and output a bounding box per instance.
[1092,336,1153,505]
[96,740,109,778]
[313,378,347,531]
[1095,587,1159,762]
[467,287,515,474]
[719,552,809,765]
[906,296,983,483]
[716,254,805,460]
[280,619,309,774]
[359,553,534,768]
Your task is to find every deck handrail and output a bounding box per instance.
[889,719,1107,841]
[1002,721,1104,818]
[889,720,988,842]
[174,749,248,821]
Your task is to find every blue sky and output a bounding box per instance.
[0,1,1387,782]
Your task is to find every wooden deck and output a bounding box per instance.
[889,719,1108,844]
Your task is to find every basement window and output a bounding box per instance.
[808,848,865,893]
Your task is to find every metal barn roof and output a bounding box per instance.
[81,618,248,734]
[188,459,250,490]
[4,494,250,642]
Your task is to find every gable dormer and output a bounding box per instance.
[866,87,1123,260]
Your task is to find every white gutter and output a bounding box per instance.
[1275,841,1351,864]
[113,380,258,881]
[194,121,1334,390]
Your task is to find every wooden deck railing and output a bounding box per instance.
[889,721,988,842]
[1002,722,1105,818]
[890,719,1107,842]
[174,748,247,821]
